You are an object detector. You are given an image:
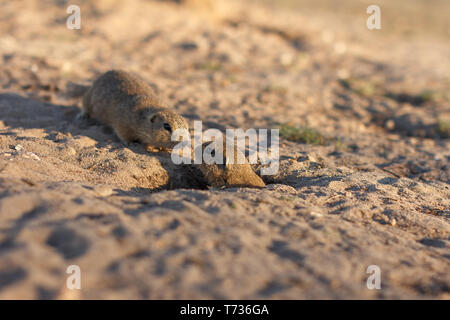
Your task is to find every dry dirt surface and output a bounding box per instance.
[0,0,449,299]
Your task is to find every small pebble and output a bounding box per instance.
[94,185,114,197]
[27,152,41,161]
[280,52,294,66]
[310,211,323,217]
[67,147,77,156]
[385,120,395,130]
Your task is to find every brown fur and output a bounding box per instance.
[82,70,189,149]
[196,140,265,188]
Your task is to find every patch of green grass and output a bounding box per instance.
[338,78,377,97]
[265,85,288,95]
[354,82,376,97]
[419,90,436,102]
[280,124,328,145]
[337,76,429,100]
[419,89,447,103]
[226,73,237,83]
[384,89,443,106]
[437,119,450,138]
[334,138,348,152]
[198,61,222,71]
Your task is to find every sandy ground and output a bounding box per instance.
[0,0,449,299]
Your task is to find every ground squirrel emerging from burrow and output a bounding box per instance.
[195,140,266,188]
[80,70,189,150]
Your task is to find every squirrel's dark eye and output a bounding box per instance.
[163,123,172,133]
[210,149,215,157]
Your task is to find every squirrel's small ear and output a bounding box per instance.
[150,114,157,123]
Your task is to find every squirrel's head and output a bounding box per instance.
[142,109,189,149]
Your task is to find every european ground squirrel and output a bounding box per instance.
[196,140,266,188]
[81,70,189,150]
